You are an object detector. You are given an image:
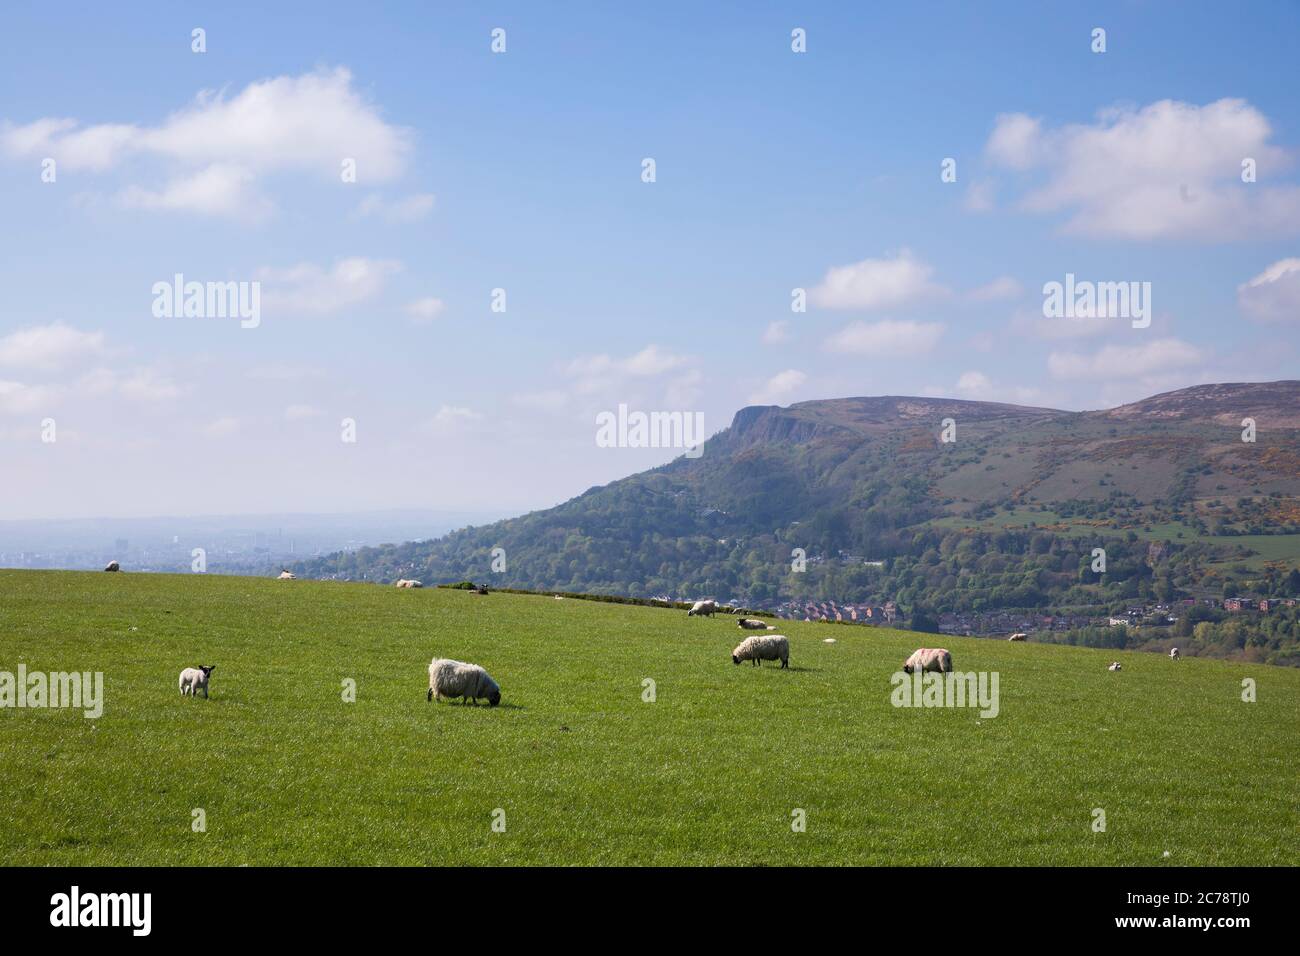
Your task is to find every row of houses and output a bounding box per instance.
[771,599,897,624]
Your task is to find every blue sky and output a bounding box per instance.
[1,1,1298,520]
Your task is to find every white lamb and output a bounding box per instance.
[179,665,216,698]
[1108,662,1123,672]
[427,658,501,706]
[732,634,790,669]
[395,579,423,588]
[737,618,776,630]
[1170,647,1180,660]
[277,570,296,580]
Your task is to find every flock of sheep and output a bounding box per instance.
[163,580,1184,707]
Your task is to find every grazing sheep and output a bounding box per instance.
[687,599,716,617]
[732,634,790,668]
[902,647,952,674]
[427,658,501,706]
[103,561,120,572]
[737,617,775,630]
[394,579,423,588]
[1008,632,1027,642]
[1170,647,1180,660]
[1108,662,1123,672]
[277,570,296,580]
[179,665,216,698]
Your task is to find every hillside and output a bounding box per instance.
[294,382,1300,663]
[1,570,1296,865]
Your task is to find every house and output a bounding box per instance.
[1224,598,1245,612]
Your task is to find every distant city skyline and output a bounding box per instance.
[2,2,1298,520]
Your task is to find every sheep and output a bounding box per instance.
[474,584,490,595]
[737,617,775,630]
[103,561,120,572]
[427,658,501,706]
[1108,662,1123,672]
[179,665,216,698]
[1170,647,1180,661]
[394,579,423,588]
[823,638,837,644]
[687,599,716,617]
[1008,632,1027,642]
[732,634,789,668]
[277,570,296,580]
[902,647,952,674]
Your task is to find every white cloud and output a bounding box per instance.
[985,113,1044,171]
[0,380,57,416]
[761,320,790,345]
[2,67,411,218]
[985,99,1300,240]
[245,363,325,382]
[964,179,996,213]
[810,249,948,311]
[947,370,1047,406]
[118,163,270,221]
[404,297,445,324]
[356,192,435,223]
[1238,257,1300,323]
[1047,338,1204,380]
[78,367,184,402]
[565,345,692,381]
[749,369,807,406]
[202,416,240,437]
[0,323,105,371]
[824,319,945,356]
[1011,306,1122,340]
[258,257,401,315]
[422,405,482,432]
[967,276,1022,302]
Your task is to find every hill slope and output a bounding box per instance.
[294,382,1300,660]
[1,569,1296,865]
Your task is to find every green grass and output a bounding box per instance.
[1,569,1296,866]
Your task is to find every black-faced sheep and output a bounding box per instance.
[902,648,952,674]
[427,658,501,706]
[737,618,775,630]
[732,634,789,668]
[687,599,716,617]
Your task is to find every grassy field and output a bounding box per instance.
[1,569,1296,866]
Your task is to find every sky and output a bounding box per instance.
[1,1,1298,521]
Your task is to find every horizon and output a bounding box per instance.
[3,1,1299,521]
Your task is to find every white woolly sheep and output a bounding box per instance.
[427,658,501,706]
[902,647,952,674]
[1170,647,1180,660]
[1008,632,1027,642]
[737,617,775,630]
[278,570,296,580]
[1108,661,1123,672]
[732,634,789,668]
[395,579,423,588]
[179,665,216,698]
[687,599,716,617]
[104,560,120,572]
